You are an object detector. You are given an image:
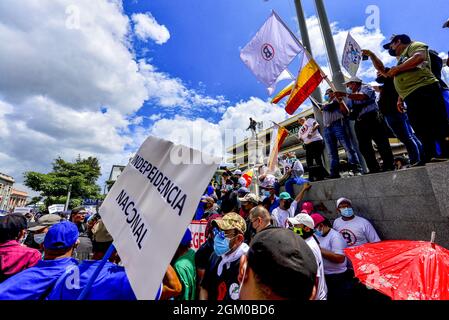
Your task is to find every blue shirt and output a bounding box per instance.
[47,260,162,300]
[0,257,78,300]
[269,196,280,213]
[348,85,378,119]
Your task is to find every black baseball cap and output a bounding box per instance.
[247,228,317,300]
[383,34,412,49]
[0,214,28,242]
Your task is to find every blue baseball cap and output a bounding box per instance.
[44,221,79,250]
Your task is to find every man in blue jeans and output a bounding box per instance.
[321,89,363,179]
[363,50,424,166]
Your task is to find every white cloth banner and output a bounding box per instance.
[48,204,65,214]
[267,69,295,96]
[240,11,303,88]
[342,32,362,77]
[100,136,219,300]
[188,221,208,252]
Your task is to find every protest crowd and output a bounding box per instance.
[1,22,449,302]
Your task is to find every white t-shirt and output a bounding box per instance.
[316,229,348,275]
[305,237,328,300]
[298,118,323,145]
[271,200,298,228]
[333,215,381,247]
[260,174,276,188]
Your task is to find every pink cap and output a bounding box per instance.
[310,213,326,228]
[301,202,314,214]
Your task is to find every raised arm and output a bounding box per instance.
[362,49,386,73]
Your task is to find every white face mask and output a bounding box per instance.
[34,233,46,245]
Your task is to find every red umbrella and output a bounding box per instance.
[345,240,449,300]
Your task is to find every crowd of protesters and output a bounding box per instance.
[1,165,386,301]
[0,33,448,301]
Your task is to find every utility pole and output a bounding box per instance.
[294,0,329,169]
[64,184,72,211]
[312,0,368,173]
[313,0,346,92]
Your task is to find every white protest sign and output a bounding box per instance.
[100,136,219,300]
[342,32,362,77]
[48,204,65,214]
[189,220,208,251]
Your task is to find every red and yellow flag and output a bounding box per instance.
[271,82,294,104]
[241,169,254,188]
[267,124,289,172]
[285,53,324,115]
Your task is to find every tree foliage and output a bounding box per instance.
[24,156,103,210]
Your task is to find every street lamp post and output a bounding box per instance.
[64,184,72,211]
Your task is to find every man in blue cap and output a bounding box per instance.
[0,221,80,300]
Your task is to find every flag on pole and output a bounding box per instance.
[241,169,254,188]
[342,32,362,77]
[267,123,289,172]
[285,51,325,115]
[271,81,295,104]
[240,11,304,89]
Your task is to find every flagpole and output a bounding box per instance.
[77,244,115,300]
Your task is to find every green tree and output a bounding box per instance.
[24,156,103,210]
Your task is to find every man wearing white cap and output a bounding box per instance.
[287,213,327,300]
[332,197,381,248]
[336,77,394,174]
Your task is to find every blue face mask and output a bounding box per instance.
[263,190,271,198]
[346,87,353,94]
[33,233,46,245]
[213,233,231,256]
[340,207,354,218]
[324,94,330,101]
[314,229,323,237]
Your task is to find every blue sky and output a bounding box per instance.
[125,0,449,124]
[1,0,448,195]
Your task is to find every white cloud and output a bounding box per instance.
[0,0,228,193]
[0,0,148,114]
[132,12,170,44]
[138,60,228,114]
[143,97,289,162]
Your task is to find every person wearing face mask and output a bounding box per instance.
[238,228,318,300]
[332,198,380,248]
[26,214,63,251]
[237,193,259,243]
[379,34,449,162]
[311,213,353,301]
[249,206,274,235]
[320,88,363,179]
[260,185,279,213]
[199,213,248,301]
[287,213,327,300]
[0,221,80,300]
[362,49,424,167]
[0,214,41,283]
[335,77,395,174]
[271,183,311,228]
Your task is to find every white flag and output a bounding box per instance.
[267,69,295,96]
[100,136,219,300]
[342,32,362,77]
[240,11,304,88]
